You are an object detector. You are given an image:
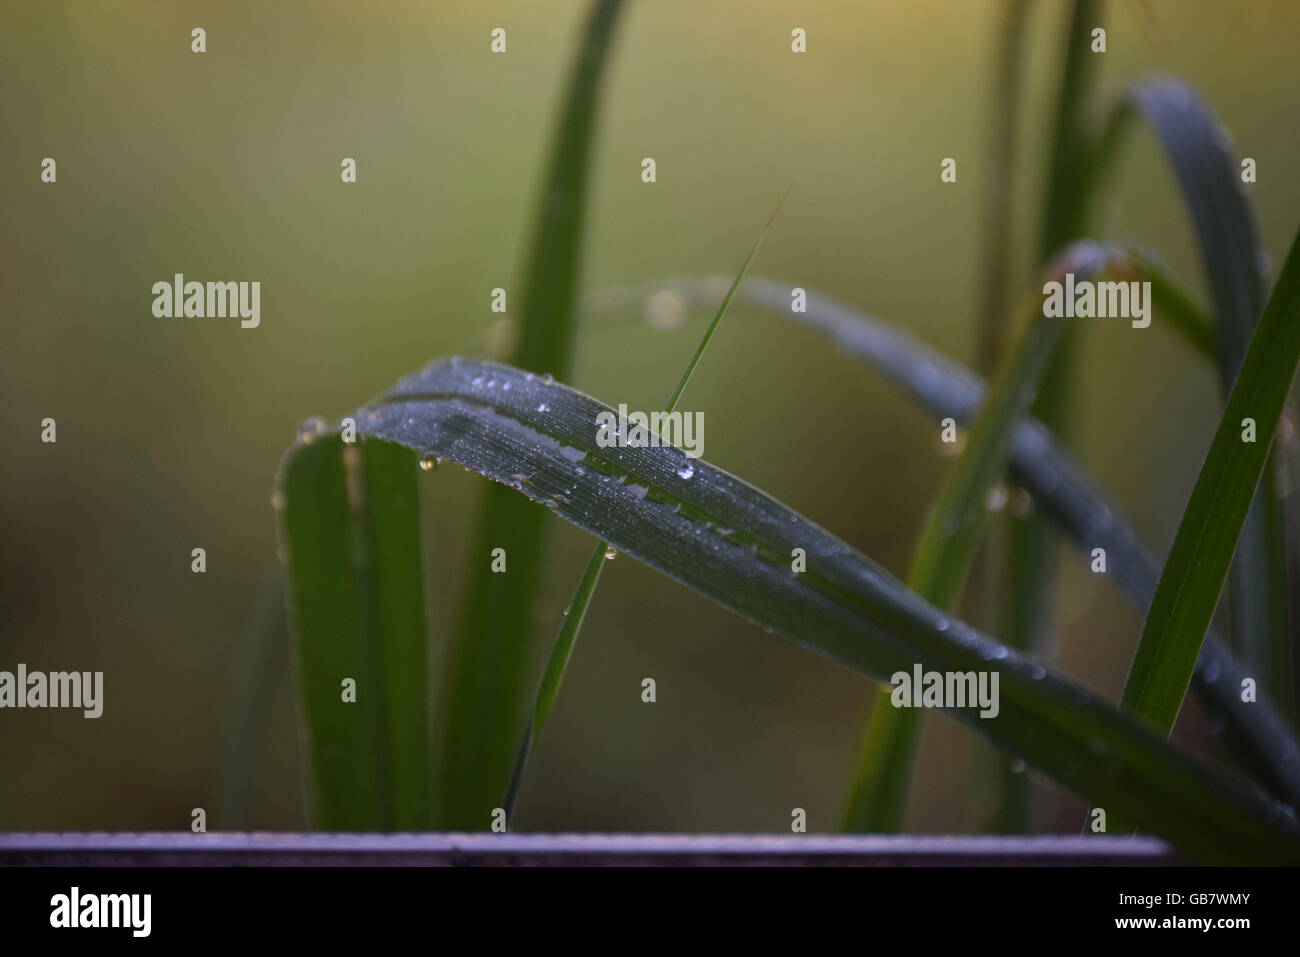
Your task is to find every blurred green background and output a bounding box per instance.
[3,0,1299,833]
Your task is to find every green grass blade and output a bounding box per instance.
[1097,78,1288,717]
[1127,80,1263,381]
[515,0,626,376]
[661,186,790,413]
[597,275,1300,805]
[1010,0,1103,679]
[504,189,789,823]
[502,543,606,821]
[1130,250,1216,361]
[971,0,1035,829]
[1038,0,1102,264]
[844,244,1112,831]
[216,565,285,828]
[277,433,431,830]
[439,0,627,828]
[974,0,1033,377]
[1123,227,1300,732]
[333,357,1300,863]
[844,691,921,831]
[911,247,1109,611]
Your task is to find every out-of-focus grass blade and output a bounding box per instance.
[334,357,1300,863]
[1128,250,1216,361]
[594,275,1300,805]
[974,0,1033,377]
[216,565,285,828]
[277,433,431,830]
[1010,0,1103,677]
[844,243,1112,832]
[970,0,1035,831]
[1125,80,1263,381]
[504,188,791,823]
[1123,228,1300,734]
[440,0,626,828]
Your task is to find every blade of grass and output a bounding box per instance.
[325,356,1300,863]
[1127,249,1216,360]
[1009,0,1103,695]
[843,243,1113,832]
[503,187,791,823]
[970,0,1035,832]
[594,274,1300,805]
[1122,227,1300,732]
[277,434,431,830]
[216,565,285,828]
[1092,78,1289,719]
[974,0,1033,377]
[439,0,627,828]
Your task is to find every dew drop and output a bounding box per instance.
[984,484,1008,512]
[418,454,440,471]
[541,373,555,385]
[270,491,286,510]
[604,546,618,560]
[676,464,696,480]
[537,403,550,413]
[992,645,1009,660]
[298,416,327,444]
[934,617,950,633]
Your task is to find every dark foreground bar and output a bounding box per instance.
[0,831,1176,866]
[1,834,1286,943]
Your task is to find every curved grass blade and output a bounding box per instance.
[1128,250,1215,361]
[440,0,627,828]
[1095,78,1288,718]
[503,187,791,823]
[277,434,431,830]
[593,275,1300,806]
[1123,228,1300,733]
[844,244,1113,832]
[327,357,1300,863]
[1125,79,1263,382]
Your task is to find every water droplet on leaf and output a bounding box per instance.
[298,416,327,443]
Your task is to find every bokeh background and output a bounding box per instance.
[3,0,1299,833]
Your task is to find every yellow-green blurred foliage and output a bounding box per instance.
[2,0,1298,831]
